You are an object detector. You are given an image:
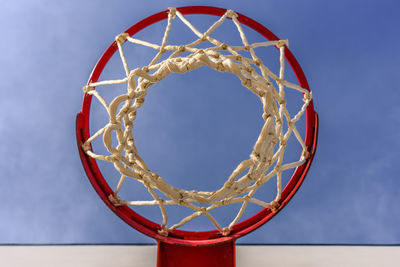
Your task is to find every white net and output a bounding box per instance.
[82,8,312,236]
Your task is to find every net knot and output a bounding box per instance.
[262,113,271,120]
[272,137,278,145]
[210,51,220,58]
[158,226,169,236]
[115,33,129,44]
[128,111,136,121]
[136,97,145,104]
[245,66,253,73]
[221,198,229,205]
[226,10,237,19]
[126,136,134,144]
[242,78,252,87]
[303,92,312,101]
[280,140,287,147]
[83,85,94,93]
[178,46,186,52]
[152,173,162,181]
[251,152,261,161]
[222,227,231,236]
[258,91,265,97]
[247,173,255,181]
[168,7,177,19]
[216,62,225,71]
[82,142,91,152]
[108,194,123,206]
[128,152,135,163]
[274,164,282,172]
[276,39,288,48]
[270,200,280,212]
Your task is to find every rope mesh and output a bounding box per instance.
[83,8,312,236]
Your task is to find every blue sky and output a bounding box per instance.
[0,0,399,244]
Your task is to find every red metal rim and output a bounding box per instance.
[76,6,318,246]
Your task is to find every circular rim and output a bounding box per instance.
[76,6,318,246]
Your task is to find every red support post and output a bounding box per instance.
[157,240,236,267]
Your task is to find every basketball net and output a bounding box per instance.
[82,7,312,237]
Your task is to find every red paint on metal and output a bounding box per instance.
[157,240,236,267]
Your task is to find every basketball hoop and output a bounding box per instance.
[76,6,318,267]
